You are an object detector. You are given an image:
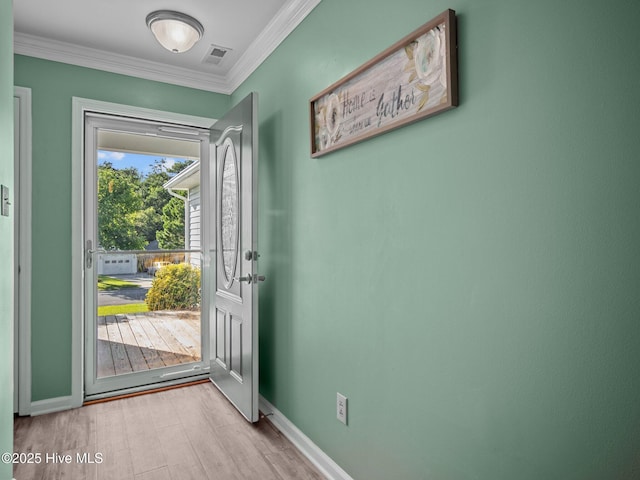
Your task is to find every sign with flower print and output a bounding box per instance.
[310,9,458,157]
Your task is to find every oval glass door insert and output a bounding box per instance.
[220,139,239,287]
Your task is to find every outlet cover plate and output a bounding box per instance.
[337,392,347,425]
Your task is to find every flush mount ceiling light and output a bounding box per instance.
[146,10,204,53]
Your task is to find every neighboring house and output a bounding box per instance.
[163,160,201,267]
[145,239,159,251]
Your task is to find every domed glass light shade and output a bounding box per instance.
[146,10,204,53]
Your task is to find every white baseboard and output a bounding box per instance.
[259,396,353,480]
[30,396,74,416]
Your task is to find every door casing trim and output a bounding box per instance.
[14,86,32,416]
[71,97,216,408]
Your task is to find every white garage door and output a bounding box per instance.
[97,253,137,275]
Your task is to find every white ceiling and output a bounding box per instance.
[13,0,320,94]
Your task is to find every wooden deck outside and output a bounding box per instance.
[97,311,201,378]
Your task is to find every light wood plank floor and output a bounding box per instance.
[13,383,324,480]
[97,311,201,378]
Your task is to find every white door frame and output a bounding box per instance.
[83,113,211,397]
[71,97,217,407]
[13,86,32,416]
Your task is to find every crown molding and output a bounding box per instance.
[14,32,232,93]
[226,0,322,92]
[13,0,321,95]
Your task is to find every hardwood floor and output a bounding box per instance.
[13,383,324,480]
[97,311,201,378]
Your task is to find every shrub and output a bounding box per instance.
[145,263,201,311]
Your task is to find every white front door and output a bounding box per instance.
[209,93,261,422]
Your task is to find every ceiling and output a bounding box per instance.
[13,0,320,94]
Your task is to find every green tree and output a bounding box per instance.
[139,158,193,246]
[138,160,171,242]
[97,158,193,250]
[157,195,187,249]
[97,163,146,250]
[133,206,159,243]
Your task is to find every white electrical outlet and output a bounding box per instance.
[337,392,347,425]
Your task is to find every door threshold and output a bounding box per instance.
[83,375,210,405]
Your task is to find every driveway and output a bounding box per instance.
[98,273,154,306]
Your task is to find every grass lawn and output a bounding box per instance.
[98,275,139,291]
[97,303,149,316]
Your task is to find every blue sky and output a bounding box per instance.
[98,150,183,177]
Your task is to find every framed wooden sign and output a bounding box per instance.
[310,9,458,158]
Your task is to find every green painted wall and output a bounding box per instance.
[0,1,13,478]
[233,0,640,478]
[13,55,230,402]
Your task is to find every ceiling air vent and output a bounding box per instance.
[202,45,232,65]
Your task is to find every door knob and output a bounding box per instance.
[234,274,266,284]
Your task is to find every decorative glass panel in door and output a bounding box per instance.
[220,138,239,288]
